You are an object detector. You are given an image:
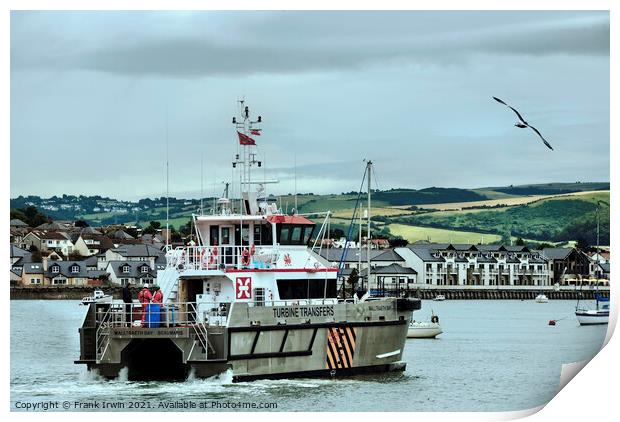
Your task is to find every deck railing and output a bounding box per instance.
[166,245,280,271]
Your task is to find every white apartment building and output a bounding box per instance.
[395,243,550,287]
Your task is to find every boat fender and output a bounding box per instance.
[241,249,251,267]
[209,247,218,265]
[431,315,439,324]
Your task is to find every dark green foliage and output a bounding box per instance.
[10,206,51,227]
[372,187,487,206]
[143,221,162,235]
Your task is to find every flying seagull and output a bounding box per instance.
[493,96,554,150]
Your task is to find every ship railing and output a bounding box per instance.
[95,304,114,362]
[92,302,222,328]
[166,245,281,271]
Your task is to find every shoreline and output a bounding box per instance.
[9,286,607,301]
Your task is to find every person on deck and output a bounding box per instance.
[152,285,163,304]
[122,283,133,326]
[138,286,152,326]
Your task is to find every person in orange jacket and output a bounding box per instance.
[152,285,163,304]
[138,286,152,325]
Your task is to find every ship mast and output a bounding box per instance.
[232,99,262,214]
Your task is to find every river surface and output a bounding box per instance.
[10,299,608,412]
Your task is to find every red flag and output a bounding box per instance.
[237,131,256,146]
[250,129,261,136]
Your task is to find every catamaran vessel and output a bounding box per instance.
[75,100,421,381]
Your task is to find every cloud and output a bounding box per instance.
[11,11,609,78]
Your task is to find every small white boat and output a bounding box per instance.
[535,294,548,303]
[81,289,113,305]
[576,294,609,325]
[433,294,446,301]
[407,315,443,338]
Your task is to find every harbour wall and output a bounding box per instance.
[408,288,608,300]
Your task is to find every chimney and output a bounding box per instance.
[42,256,48,271]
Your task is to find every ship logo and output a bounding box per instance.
[236,277,252,299]
[283,254,292,266]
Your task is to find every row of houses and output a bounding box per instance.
[11,224,167,258]
[319,243,611,292]
[10,243,166,287]
[10,218,610,292]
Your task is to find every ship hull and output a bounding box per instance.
[76,298,419,382]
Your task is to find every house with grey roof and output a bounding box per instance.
[10,218,28,228]
[542,247,591,285]
[318,248,405,270]
[105,260,160,287]
[100,244,166,271]
[73,233,114,257]
[22,230,75,256]
[10,245,33,283]
[359,263,418,293]
[20,262,45,285]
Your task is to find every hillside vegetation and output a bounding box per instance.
[388,192,609,245]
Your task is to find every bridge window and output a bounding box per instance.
[253,224,273,246]
[277,278,337,299]
[276,224,315,246]
[291,226,302,243]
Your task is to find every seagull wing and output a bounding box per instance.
[493,96,527,124]
[493,96,508,106]
[528,125,554,150]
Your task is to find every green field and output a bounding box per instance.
[388,224,502,244]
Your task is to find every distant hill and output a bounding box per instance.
[10,181,609,235]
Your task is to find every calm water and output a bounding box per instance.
[11,299,607,412]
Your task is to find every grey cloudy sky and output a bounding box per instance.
[10,11,610,200]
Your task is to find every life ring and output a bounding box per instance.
[241,248,251,267]
[431,315,439,324]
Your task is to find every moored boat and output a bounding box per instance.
[433,294,446,301]
[80,289,113,305]
[535,294,548,303]
[407,314,442,338]
[576,294,609,325]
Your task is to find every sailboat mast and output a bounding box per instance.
[596,204,600,281]
[366,160,372,289]
[200,153,204,215]
[165,106,170,247]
